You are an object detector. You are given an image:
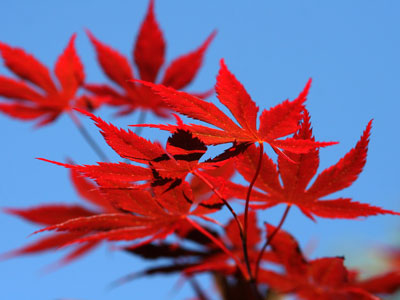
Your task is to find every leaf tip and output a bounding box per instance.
[306,77,312,87]
[299,78,312,104]
[219,58,227,70]
[202,30,217,49]
[85,29,98,45]
[36,157,70,169]
[69,32,77,43]
[148,0,155,12]
[0,250,18,261]
[366,119,373,132]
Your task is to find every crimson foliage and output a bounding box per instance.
[1,1,400,300]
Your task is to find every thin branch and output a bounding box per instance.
[255,204,291,281]
[189,277,209,300]
[192,170,243,235]
[192,169,262,298]
[68,111,108,161]
[243,143,264,280]
[133,110,147,136]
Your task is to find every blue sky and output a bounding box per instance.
[1,1,400,299]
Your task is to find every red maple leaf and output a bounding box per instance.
[30,109,254,276]
[0,34,94,127]
[31,181,192,243]
[35,111,246,236]
[1,169,114,268]
[26,175,247,275]
[135,59,333,154]
[4,163,216,269]
[41,110,236,193]
[236,110,399,220]
[85,0,215,117]
[259,225,380,300]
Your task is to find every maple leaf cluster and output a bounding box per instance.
[0,0,213,126]
[2,1,400,300]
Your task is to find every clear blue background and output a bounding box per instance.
[1,1,400,299]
